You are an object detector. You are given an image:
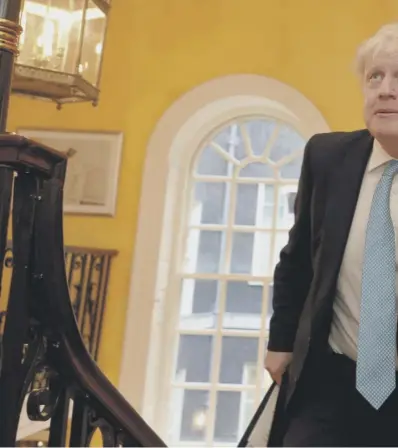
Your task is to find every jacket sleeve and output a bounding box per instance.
[267,136,315,352]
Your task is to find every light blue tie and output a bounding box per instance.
[356,160,398,410]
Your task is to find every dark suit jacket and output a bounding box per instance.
[268,128,378,407]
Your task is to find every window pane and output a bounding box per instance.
[259,184,275,228]
[238,388,257,441]
[279,152,303,179]
[184,230,225,274]
[230,231,271,276]
[179,279,220,330]
[269,125,305,162]
[219,336,259,384]
[234,183,258,226]
[230,232,254,274]
[195,145,231,176]
[169,389,209,443]
[214,391,256,443]
[223,281,263,331]
[276,185,297,229]
[175,335,213,383]
[239,162,274,179]
[244,119,277,157]
[190,181,230,225]
[213,124,246,161]
[234,184,275,228]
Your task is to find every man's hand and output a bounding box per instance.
[264,351,293,385]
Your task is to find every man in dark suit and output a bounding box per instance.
[265,23,398,447]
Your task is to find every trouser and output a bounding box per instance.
[283,350,398,447]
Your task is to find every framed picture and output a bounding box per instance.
[17,128,123,216]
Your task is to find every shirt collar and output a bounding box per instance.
[367,139,395,172]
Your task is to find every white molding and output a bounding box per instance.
[118,74,330,435]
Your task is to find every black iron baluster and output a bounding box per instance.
[81,254,96,348]
[47,382,71,447]
[88,255,104,356]
[93,254,112,361]
[65,252,73,286]
[70,392,90,447]
[0,172,39,446]
[71,254,88,324]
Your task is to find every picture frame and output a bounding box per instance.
[17,128,123,216]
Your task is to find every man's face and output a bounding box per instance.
[363,51,398,140]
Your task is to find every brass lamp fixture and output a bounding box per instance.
[12,0,110,108]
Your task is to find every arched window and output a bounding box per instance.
[119,75,330,447]
[170,118,305,446]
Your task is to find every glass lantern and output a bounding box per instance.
[12,0,110,108]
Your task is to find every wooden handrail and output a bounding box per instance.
[0,143,166,446]
[0,133,66,177]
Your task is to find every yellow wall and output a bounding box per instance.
[6,0,398,410]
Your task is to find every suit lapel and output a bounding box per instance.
[314,131,374,311]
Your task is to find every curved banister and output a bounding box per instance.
[32,170,166,446]
[0,140,167,446]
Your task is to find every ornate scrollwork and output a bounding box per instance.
[27,386,59,422]
[26,347,61,422]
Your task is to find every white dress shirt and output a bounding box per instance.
[329,139,398,368]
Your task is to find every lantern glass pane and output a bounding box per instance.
[79,0,106,86]
[18,0,86,75]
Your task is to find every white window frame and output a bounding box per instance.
[251,183,299,280]
[118,74,330,443]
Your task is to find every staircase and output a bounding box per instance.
[0,134,166,446]
[0,244,117,442]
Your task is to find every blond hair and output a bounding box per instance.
[355,24,398,77]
